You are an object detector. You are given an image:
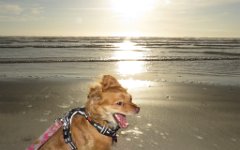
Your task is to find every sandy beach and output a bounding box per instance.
[0,78,239,150]
[0,36,240,150]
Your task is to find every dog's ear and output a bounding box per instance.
[88,85,102,101]
[101,75,121,91]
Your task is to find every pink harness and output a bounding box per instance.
[26,120,62,150]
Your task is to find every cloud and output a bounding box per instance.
[0,2,44,22]
[171,0,240,8]
[0,4,23,15]
[29,6,44,15]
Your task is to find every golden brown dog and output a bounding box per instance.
[38,75,140,150]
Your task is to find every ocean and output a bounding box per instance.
[0,36,240,86]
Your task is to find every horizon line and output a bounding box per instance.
[0,35,240,39]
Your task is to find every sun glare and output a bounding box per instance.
[112,32,143,37]
[112,49,143,60]
[112,40,147,75]
[117,61,145,75]
[111,0,156,20]
[114,40,147,51]
[119,79,152,89]
[114,41,136,50]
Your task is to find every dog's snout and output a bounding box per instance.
[135,107,140,114]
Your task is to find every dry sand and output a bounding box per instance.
[0,79,239,150]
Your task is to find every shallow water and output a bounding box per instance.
[0,37,240,86]
[1,37,240,61]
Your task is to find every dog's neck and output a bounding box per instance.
[70,114,113,149]
[84,106,110,127]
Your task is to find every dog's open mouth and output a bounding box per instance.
[113,113,128,128]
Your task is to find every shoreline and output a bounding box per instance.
[0,78,239,150]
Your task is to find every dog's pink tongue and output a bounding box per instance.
[114,114,128,128]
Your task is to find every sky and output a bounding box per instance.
[0,0,240,37]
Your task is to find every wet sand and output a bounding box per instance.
[0,79,240,150]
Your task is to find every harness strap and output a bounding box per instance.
[61,107,119,150]
[26,120,62,150]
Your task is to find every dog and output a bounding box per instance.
[36,75,140,150]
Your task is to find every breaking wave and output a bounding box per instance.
[0,57,239,64]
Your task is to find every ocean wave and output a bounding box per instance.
[137,43,240,49]
[1,37,240,49]
[0,44,116,48]
[170,50,240,56]
[203,51,240,56]
[1,44,239,49]
[0,36,124,44]
[0,57,239,64]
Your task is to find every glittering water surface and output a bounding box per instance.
[0,37,240,86]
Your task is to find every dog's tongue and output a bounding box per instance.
[114,113,128,128]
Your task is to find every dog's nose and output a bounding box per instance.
[135,107,140,114]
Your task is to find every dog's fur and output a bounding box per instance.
[39,75,140,150]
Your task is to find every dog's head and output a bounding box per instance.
[86,75,140,129]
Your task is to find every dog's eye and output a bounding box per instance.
[116,101,124,106]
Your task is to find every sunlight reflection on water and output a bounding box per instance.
[114,40,138,51]
[112,40,152,89]
[112,40,147,75]
[117,61,146,75]
[119,79,152,89]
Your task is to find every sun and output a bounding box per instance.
[111,0,156,20]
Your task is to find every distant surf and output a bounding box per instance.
[1,36,240,49]
[0,36,240,64]
[0,57,239,64]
